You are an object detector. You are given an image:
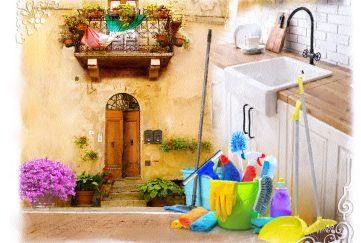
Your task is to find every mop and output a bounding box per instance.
[164,29,213,213]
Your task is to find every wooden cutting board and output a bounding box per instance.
[266,12,289,53]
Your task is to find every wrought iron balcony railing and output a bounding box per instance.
[76,12,175,53]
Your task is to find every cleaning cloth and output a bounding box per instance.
[171,219,184,229]
[81,27,115,48]
[164,205,190,213]
[210,180,237,222]
[251,217,273,234]
[190,211,217,232]
[251,217,273,228]
[178,207,208,229]
[105,14,145,32]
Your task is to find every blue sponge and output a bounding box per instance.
[190,211,217,232]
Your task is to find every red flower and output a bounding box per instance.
[100,186,105,191]
[108,173,113,178]
[103,176,109,180]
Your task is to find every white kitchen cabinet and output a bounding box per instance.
[213,66,352,224]
[278,102,352,224]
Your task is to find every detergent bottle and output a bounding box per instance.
[219,155,241,182]
[242,152,265,182]
[270,177,292,217]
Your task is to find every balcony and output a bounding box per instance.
[70,9,181,80]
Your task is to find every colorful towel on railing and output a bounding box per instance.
[81,26,115,48]
[105,14,145,32]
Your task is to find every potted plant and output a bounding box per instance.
[75,172,99,206]
[157,5,170,19]
[82,150,99,162]
[59,31,75,47]
[160,137,212,152]
[112,3,136,27]
[138,178,184,206]
[82,5,105,19]
[99,169,114,198]
[170,19,182,32]
[155,32,169,47]
[144,3,159,19]
[20,158,76,208]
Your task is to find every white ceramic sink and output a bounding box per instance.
[224,56,332,116]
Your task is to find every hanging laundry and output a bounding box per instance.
[81,27,115,49]
[105,14,145,32]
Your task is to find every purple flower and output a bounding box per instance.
[20,158,76,203]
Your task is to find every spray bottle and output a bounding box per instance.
[270,177,292,217]
[242,151,265,182]
[219,155,241,182]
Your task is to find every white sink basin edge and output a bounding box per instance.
[224,56,332,116]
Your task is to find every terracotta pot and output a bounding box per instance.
[149,197,167,207]
[170,21,182,32]
[63,38,74,47]
[157,10,169,19]
[76,23,88,31]
[148,196,185,207]
[174,37,184,47]
[156,34,167,41]
[76,191,94,206]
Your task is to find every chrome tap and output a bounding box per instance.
[287,7,321,65]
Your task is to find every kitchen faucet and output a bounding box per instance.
[287,7,321,65]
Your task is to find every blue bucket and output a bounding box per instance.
[182,168,222,210]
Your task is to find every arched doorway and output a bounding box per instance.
[105,93,140,179]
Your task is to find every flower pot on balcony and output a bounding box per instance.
[76,23,88,31]
[170,21,182,32]
[157,10,169,19]
[76,191,94,206]
[156,34,169,47]
[63,38,74,47]
[174,37,184,47]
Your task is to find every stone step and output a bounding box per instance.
[108,192,142,200]
[113,179,144,186]
[101,199,147,207]
[111,183,143,192]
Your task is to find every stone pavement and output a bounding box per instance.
[22,207,265,242]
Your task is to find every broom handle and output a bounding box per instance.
[294,119,299,216]
[298,75,321,217]
[191,29,212,207]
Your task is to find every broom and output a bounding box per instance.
[164,29,213,213]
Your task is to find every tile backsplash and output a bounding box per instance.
[224,0,352,68]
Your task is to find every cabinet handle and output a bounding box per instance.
[130,139,134,145]
[111,141,115,148]
[248,107,255,139]
[243,104,249,135]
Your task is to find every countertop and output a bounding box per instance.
[210,43,352,136]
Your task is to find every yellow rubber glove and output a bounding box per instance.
[210,180,237,222]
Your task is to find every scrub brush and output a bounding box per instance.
[230,131,248,178]
[253,176,273,214]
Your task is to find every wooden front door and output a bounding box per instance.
[105,110,124,178]
[123,111,140,177]
[105,110,140,178]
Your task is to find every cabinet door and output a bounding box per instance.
[279,103,353,224]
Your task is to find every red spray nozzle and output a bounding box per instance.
[257,153,266,167]
[220,155,230,165]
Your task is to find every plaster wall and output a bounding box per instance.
[21,10,224,180]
